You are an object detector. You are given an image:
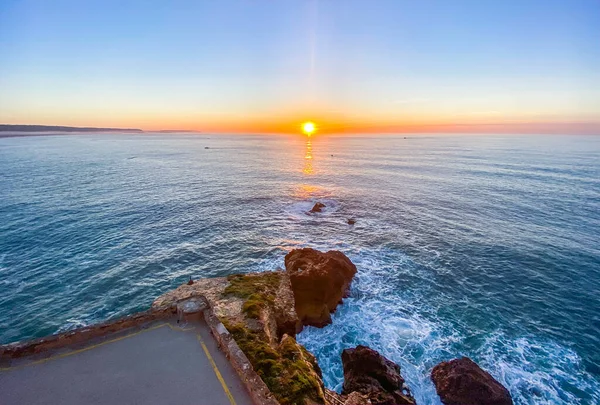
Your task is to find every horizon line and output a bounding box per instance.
[1,121,600,136]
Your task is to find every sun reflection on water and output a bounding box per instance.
[292,184,324,199]
[303,139,313,175]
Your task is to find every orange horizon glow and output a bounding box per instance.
[2,115,600,136]
[2,2,599,137]
[144,119,600,135]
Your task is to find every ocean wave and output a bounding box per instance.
[297,246,600,405]
[478,334,600,405]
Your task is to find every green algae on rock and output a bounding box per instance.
[224,273,281,319]
[223,321,325,405]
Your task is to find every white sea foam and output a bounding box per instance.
[56,318,88,333]
[477,334,600,405]
[297,246,600,405]
[285,198,341,220]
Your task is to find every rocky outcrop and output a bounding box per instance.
[273,272,303,337]
[153,276,236,319]
[285,248,357,327]
[153,248,360,405]
[154,271,322,405]
[341,345,416,405]
[310,202,326,213]
[431,357,513,405]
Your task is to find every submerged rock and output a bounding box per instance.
[309,202,326,213]
[285,248,357,327]
[341,345,416,405]
[431,357,513,405]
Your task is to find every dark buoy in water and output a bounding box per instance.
[205,146,209,149]
[347,218,356,225]
[331,154,334,157]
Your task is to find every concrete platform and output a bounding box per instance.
[0,319,254,405]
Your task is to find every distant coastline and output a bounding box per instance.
[0,124,144,138]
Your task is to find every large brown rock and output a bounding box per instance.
[284,248,357,327]
[341,345,416,405]
[431,357,513,405]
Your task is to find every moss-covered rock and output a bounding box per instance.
[223,321,325,405]
[221,272,324,405]
[224,272,281,319]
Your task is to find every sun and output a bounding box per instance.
[302,121,316,136]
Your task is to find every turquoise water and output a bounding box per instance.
[0,133,599,404]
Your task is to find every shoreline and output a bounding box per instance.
[2,249,515,405]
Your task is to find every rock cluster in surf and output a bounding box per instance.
[154,248,513,405]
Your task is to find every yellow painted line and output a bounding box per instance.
[0,322,182,371]
[197,334,237,405]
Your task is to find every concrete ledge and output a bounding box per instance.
[1,295,281,405]
[0,308,173,362]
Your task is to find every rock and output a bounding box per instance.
[285,248,357,327]
[310,202,326,213]
[153,276,231,315]
[341,345,415,405]
[272,272,303,336]
[347,218,356,225]
[344,391,372,405]
[278,334,326,404]
[431,357,513,405]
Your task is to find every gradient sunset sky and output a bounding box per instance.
[1,0,599,134]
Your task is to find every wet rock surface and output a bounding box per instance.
[431,357,513,405]
[341,345,416,405]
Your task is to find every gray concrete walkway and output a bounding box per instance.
[0,320,254,405]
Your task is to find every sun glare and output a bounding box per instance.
[302,121,316,136]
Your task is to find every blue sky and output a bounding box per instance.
[1,0,599,133]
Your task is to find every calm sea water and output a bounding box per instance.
[1,133,599,404]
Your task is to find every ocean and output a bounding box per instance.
[0,133,598,404]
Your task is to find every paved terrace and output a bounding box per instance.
[0,313,254,405]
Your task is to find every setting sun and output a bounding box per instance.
[302,121,316,136]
